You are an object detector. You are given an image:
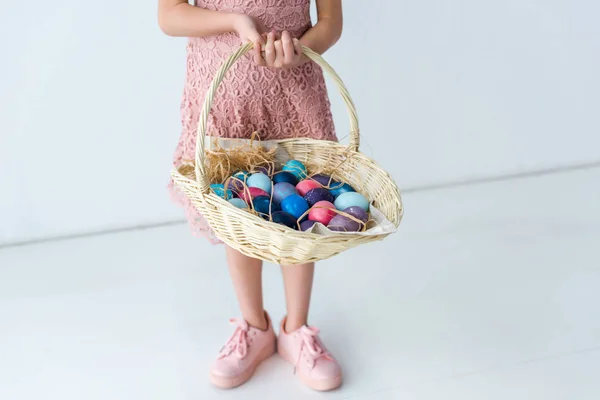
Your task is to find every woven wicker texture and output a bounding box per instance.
[171,43,403,264]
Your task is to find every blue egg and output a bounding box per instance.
[271,211,298,229]
[272,182,298,204]
[334,192,370,212]
[228,198,248,209]
[210,183,233,200]
[247,173,273,195]
[273,171,299,186]
[281,194,309,220]
[329,181,356,198]
[282,160,308,180]
[252,196,281,219]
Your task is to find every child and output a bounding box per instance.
[159,0,343,391]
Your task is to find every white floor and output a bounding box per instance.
[1,168,599,400]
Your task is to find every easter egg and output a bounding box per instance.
[228,198,248,209]
[308,201,336,225]
[210,184,233,200]
[282,160,308,180]
[281,194,309,220]
[296,180,322,196]
[255,164,275,176]
[247,173,272,195]
[238,187,270,203]
[252,195,281,218]
[227,171,249,193]
[334,192,369,212]
[273,171,299,186]
[311,174,333,187]
[271,211,298,229]
[329,182,356,198]
[327,214,362,232]
[343,206,369,223]
[304,188,335,207]
[272,182,298,204]
[300,220,318,232]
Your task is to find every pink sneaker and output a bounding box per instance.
[277,318,342,391]
[209,313,276,389]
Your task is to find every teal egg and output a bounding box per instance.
[247,173,273,195]
[228,198,248,209]
[282,160,308,180]
[210,184,233,200]
[281,194,309,220]
[334,192,369,212]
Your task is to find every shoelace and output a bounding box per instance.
[295,326,333,370]
[218,318,250,360]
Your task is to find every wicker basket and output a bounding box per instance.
[171,43,403,264]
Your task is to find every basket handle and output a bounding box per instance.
[194,43,360,192]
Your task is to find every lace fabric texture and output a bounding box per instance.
[170,0,337,242]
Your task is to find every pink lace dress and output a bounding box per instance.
[170,0,337,243]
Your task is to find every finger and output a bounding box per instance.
[281,31,295,65]
[293,38,304,64]
[265,31,276,66]
[250,30,265,45]
[274,39,284,68]
[254,42,266,66]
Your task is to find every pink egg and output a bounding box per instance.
[308,201,336,225]
[296,180,322,196]
[238,187,270,203]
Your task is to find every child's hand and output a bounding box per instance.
[233,14,266,47]
[255,31,304,68]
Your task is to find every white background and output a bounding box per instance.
[2,0,599,245]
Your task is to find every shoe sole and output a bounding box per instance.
[278,346,342,391]
[209,339,276,389]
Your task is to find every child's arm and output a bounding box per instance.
[158,0,265,45]
[300,0,343,55]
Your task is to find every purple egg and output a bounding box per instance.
[255,164,275,176]
[343,206,369,223]
[304,188,334,207]
[272,182,298,204]
[310,174,333,187]
[226,171,249,193]
[300,220,318,232]
[327,214,362,232]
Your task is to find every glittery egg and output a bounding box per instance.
[327,214,362,232]
[247,173,273,195]
[281,194,309,220]
[334,192,369,212]
[343,206,369,223]
[304,188,334,207]
[272,182,298,204]
[310,174,334,187]
[282,160,308,180]
[273,171,299,186]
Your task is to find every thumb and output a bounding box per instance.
[248,30,265,45]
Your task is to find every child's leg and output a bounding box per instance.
[280,262,315,332]
[225,246,267,330]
